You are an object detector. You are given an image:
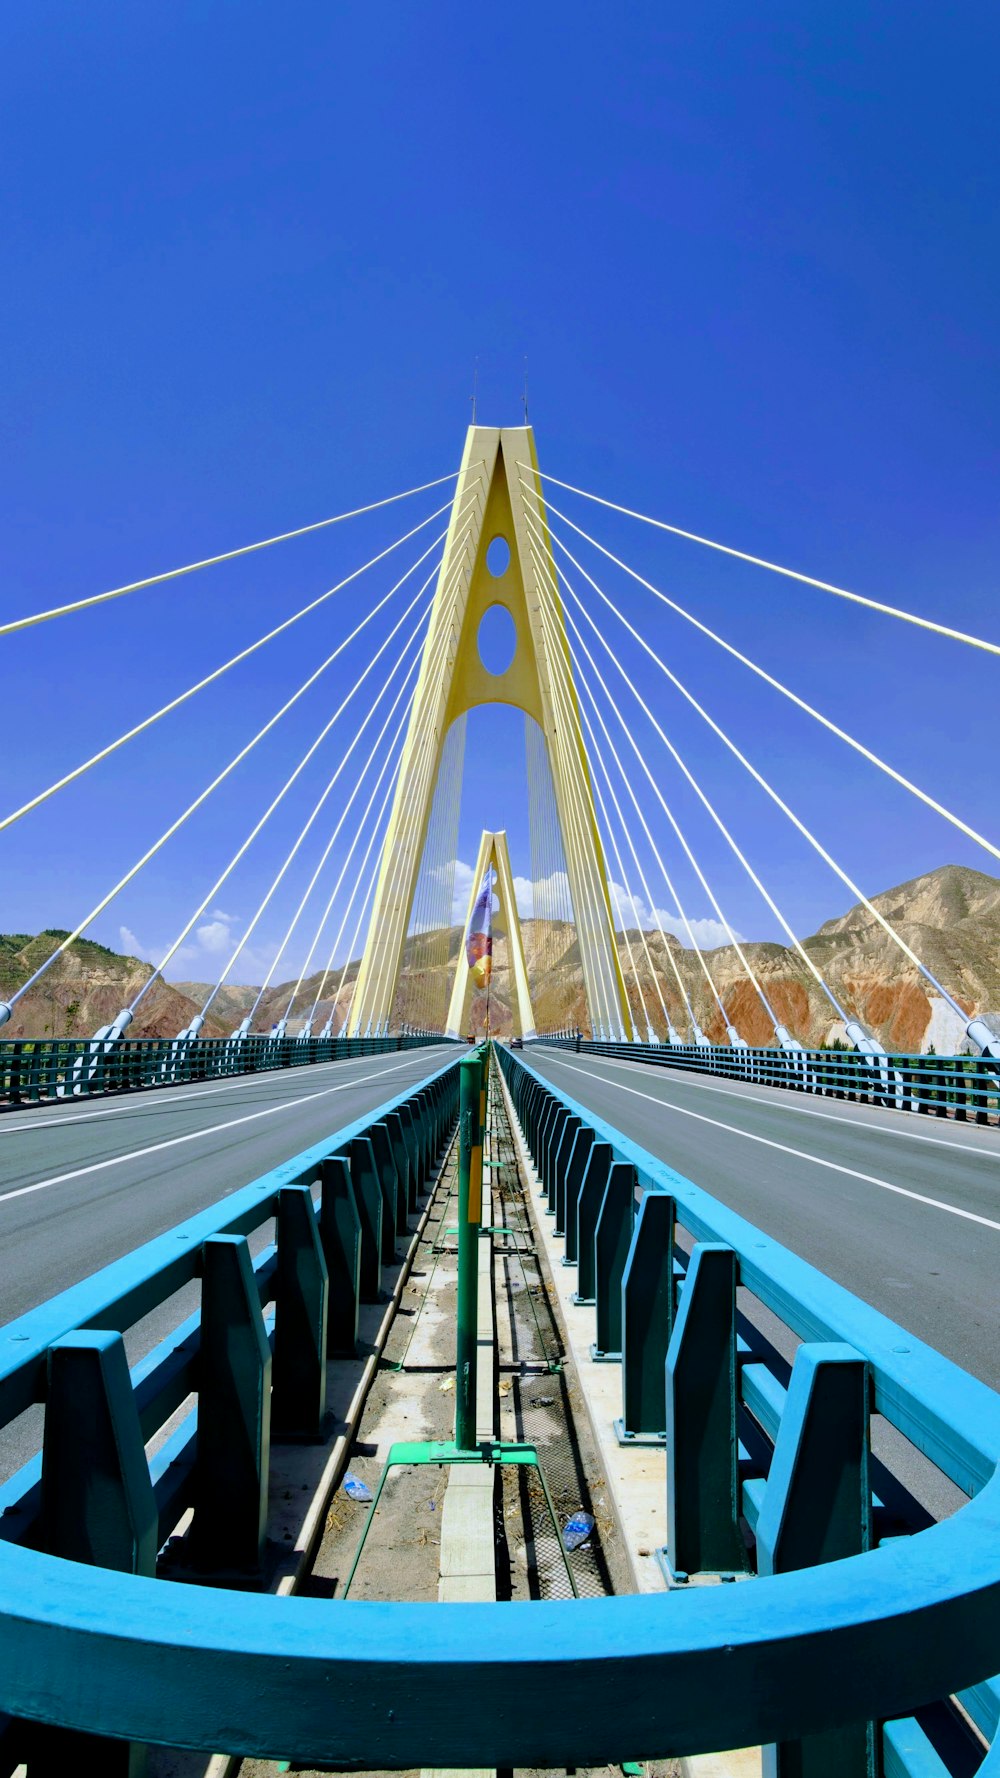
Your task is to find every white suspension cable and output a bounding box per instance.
[311,757,405,1038]
[543,524,851,1028]
[0,504,455,836]
[135,570,439,1012]
[1,473,460,639]
[328,858,385,1035]
[254,655,424,1030]
[575,681,688,1040]
[522,515,732,1032]
[290,718,411,1038]
[530,557,624,1039]
[350,612,460,1031]
[362,668,447,1030]
[533,491,1000,869]
[354,520,485,1035]
[6,536,446,1016]
[532,471,1000,659]
[178,583,432,1024]
[531,565,632,1039]
[528,520,775,1043]
[543,517,965,1026]
[586,754,649,1039]
[565,606,780,1036]
[570,647,705,1039]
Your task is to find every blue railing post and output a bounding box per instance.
[544,1105,570,1214]
[38,1329,159,1775]
[319,1159,362,1355]
[592,1160,636,1362]
[410,1090,432,1182]
[273,1186,329,1439]
[349,1134,392,1272]
[757,1344,873,1778]
[399,1101,424,1204]
[574,1141,615,1305]
[193,1235,271,1576]
[43,1330,158,1574]
[665,1242,745,1579]
[370,1121,406,1243]
[561,1124,597,1266]
[385,1110,412,1222]
[552,1112,582,1234]
[618,1191,676,1441]
[535,1097,560,1198]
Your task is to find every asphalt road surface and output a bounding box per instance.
[525,1046,1000,1391]
[1,1040,996,1512]
[0,1045,457,1326]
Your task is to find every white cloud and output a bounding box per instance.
[522,869,571,920]
[449,859,475,924]
[119,924,154,962]
[194,919,232,956]
[236,939,281,980]
[608,882,742,949]
[441,864,740,949]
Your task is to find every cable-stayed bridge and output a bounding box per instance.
[2,425,998,1059]
[0,426,998,1778]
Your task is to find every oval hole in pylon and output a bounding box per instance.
[477,602,517,676]
[486,535,511,577]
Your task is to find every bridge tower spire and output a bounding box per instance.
[446,828,536,1040]
[348,425,629,1038]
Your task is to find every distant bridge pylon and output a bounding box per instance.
[445,828,536,1041]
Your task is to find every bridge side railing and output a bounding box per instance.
[0,1046,997,1771]
[536,1034,1000,1125]
[0,1049,462,1772]
[0,1031,444,1108]
[496,1044,1000,1778]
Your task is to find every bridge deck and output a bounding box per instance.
[0,1045,455,1484]
[526,1046,1000,1391]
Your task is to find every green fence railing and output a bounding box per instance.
[535,1034,1000,1125]
[0,1031,446,1108]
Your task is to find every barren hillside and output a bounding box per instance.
[3,865,997,1050]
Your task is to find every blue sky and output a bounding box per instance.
[1,3,997,991]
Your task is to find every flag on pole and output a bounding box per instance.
[466,869,494,989]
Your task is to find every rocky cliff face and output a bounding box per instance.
[4,865,997,1051]
[256,864,999,1052]
[570,864,1000,1052]
[0,933,230,1041]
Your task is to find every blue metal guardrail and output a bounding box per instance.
[0,1049,463,1773]
[0,1044,996,1772]
[539,1034,1000,1126]
[496,1046,1000,1778]
[0,1030,444,1109]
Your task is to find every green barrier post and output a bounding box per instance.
[455,1052,483,1450]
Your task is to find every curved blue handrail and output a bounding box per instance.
[0,1505,998,1765]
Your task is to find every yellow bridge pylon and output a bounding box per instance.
[348,425,630,1038]
[446,829,536,1040]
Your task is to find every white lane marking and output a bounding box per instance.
[0,1047,449,1137]
[557,1049,1000,1160]
[542,1054,1000,1233]
[0,1056,441,1207]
